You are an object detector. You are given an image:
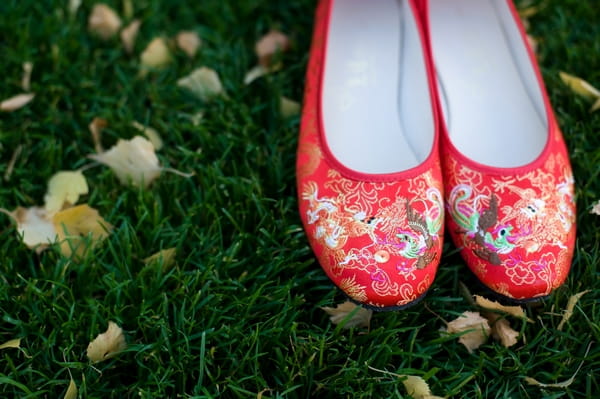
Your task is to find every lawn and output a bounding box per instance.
[0,0,599,398]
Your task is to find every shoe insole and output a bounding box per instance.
[321,0,434,175]
[429,0,547,168]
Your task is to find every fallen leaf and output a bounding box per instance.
[280,96,300,118]
[0,338,21,350]
[88,3,122,40]
[487,313,519,348]
[525,342,592,388]
[590,200,600,215]
[140,37,172,70]
[367,365,444,399]
[445,311,490,353]
[54,204,112,258]
[89,117,107,153]
[255,30,290,67]
[243,64,269,85]
[86,321,127,363]
[1,93,35,112]
[44,171,89,215]
[559,71,600,100]
[177,67,224,102]
[63,378,77,399]
[176,31,201,58]
[321,301,372,329]
[131,121,163,151]
[144,247,176,270]
[474,295,531,321]
[4,144,23,182]
[12,206,57,251]
[68,0,82,17]
[591,98,600,113]
[120,19,141,54]
[557,290,590,331]
[22,62,33,92]
[89,136,161,188]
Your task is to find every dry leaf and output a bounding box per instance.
[131,121,163,151]
[177,67,224,102]
[89,136,161,188]
[487,313,519,348]
[591,201,600,215]
[54,204,112,258]
[22,62,33,92]
[176,31,201,58]
[255,30,290,67]
[401,375,433,399]
[89,117,107,153]
[0,338,21,350]
[86,321,127,363]
[474,295,531,321]
[88,3,122,40]
[120,19,141,54]
[144,248,176,270]
[591,98,600,113]
[64,378,77,399]
[446,311,490,353]
[559,71,600,100]
[524,342,591,389]
[321,301,372,329]
[69,0,82,17]
[140,37,172,70]
[12,206,57,251]
[1,93,35,112]
[44,171,89,215]
[280,96,300,118]
[557,290,590,331]
[243,64,269,85]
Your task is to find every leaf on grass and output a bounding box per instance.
[474,295,531,322]
[524,342,591,389]
[12,206,57,251]
[120,19,141,54]
[44,171,89,215]
[401,375,435,399]
[88,3,122,40]
[177,67,224,102]
[557,290,590,331]
[86,321,127,363]
[255,30,290,68]
[559,71,600,100]
[1,93,35,112]
[591,200,600,215]
[176,31,201,58]
[445,311,490,353]
[131,121,163,151]
[63,378,77,399]
[243,64,269,85]
[144,248,176,270]
[279,96,300,118]
[22,62,33,92]
[0,338,21,350]
[140,37,172,70]
[89,117,107,153]
[54,204,112,258]
[591,98,600,113]
[486,313,519,348]
[69,0,82,17]
[89,136,161,188]
[321,301,372,329]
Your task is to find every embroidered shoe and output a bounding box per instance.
[296,0,444,310]
[425,0,576,301]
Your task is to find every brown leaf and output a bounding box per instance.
[559,71,600,100]
[557,290,590,331]
[176,31,201,58]
[89,117,107,153]
[486,313,519,348]
[86,321,127,363]
[255,30,290,67]
[63,378,77,399]
[0,338,21,350]
[474,295,531,322]
[0,93,35,112]
[53,204,112,259]
[140,37,172,70]
[88,3,122,40]
[144,247,176,270]
[120,19,141,54]
[445,311,490,353]
[321,301,372,329]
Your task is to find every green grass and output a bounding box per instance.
[0,0,599,397]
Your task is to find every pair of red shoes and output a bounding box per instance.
[296,0,576,310]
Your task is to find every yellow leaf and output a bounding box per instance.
[140,37,172,70]
[0,93,35,112]
[559,71,600,100]
[53,204,112,259]
[88,3,122,40]
[21,62,33,92]
[68,0,82,17]
[557,290,590,331]
[177,67,224,102]
[86,321,127,363]
[88,117,107,153]
[591,98,600,113]
[445,311,490,353]
[0,338,21,350]
[131,121,163,151]
[176,31,201,58]
[474,295,531,322]
[321,301,372,329]
[144,248,176,270]
[120,19,141,54]
[89,136,161,188]
[486,313,519,348]
[63,378,77,399]
[524,342,591,389]
[255,30,290,67]
[12,206,57,251]
[279,96,300,118]
[44,171,89,215]
[401,375,432,399]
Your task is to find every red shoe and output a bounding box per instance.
[297,0,443,310]
[424,0,576,301]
